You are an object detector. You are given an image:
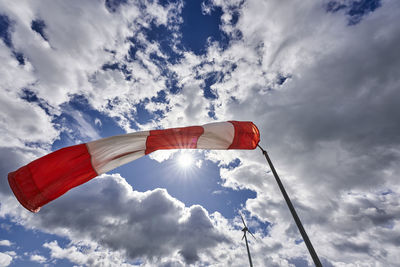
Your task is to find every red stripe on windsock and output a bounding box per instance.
[8,144,97,212]
[228,121,260,149]
[145,126,204,154]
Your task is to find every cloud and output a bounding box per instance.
[0,40,35,92]
[43,241,87,266]
[0,40,58,151]
[0,0,180,133]
[195,159,203,168]
[4,174,229,265]
[0,90,58,148]
[0,240,12,247]
[29,254,46,264]
[195,0,400,265]
[63,108,101,141]
[0,252,12,267]
[94,118,102,127]
[0,0,137,107]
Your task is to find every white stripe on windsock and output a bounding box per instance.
[196,122,235,149]
[87,131,149,174]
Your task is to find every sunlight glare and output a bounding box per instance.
[177,152,194,168]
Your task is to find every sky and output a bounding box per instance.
[0,0,399,266]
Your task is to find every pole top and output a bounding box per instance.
[257,144,267,155]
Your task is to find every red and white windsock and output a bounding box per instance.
[8,121,260,212]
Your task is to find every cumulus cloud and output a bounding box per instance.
[0,40,35,92]
[0,240,12,247]
[0,90,58,149]
[0,0,133,106]
[0,0,180,132]
[43,240,137,267]
[29,254,46,264]
[43,241,91,266]
[2,174,229,265]
[0,252,13,267]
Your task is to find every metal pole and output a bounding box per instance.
[258,145,322,267]
[244,233,254,267]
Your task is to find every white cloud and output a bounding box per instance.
[44,241,86,265]
[94,118,102,127]
[0,0,178,133]
[0,40,58,152]
[65,108,101,141]
[29,254,46,264]
[148,149,177,162]
[0,41,35,92]
[0,89,58,149]
[0,240,12,247]
[3,251,15,258]
[0,252,12,267]
[3,174,229,265]
[0,0,136,107]
[43,240,135,267]
[195,159,203,168]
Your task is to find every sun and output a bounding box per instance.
[171,151,201,178]
[177,152,194,168]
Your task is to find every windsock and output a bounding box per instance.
[8,121,260,212]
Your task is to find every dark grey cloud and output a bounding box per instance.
[333,241,371,254]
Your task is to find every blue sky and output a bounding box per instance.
[1,0,400,266]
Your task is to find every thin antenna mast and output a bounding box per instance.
[257,144,322,267]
